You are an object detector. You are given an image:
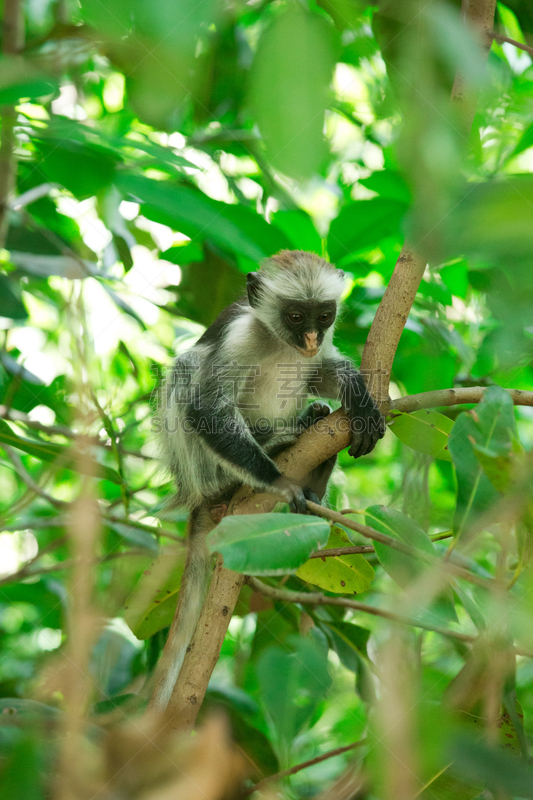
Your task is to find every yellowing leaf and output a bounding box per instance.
[296,526,374,594]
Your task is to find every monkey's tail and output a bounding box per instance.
[148,506,211,712]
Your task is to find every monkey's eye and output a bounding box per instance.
[288,313,303,324]
[319,311,333,324]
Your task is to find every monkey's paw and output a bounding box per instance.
[348,407,386,459]
[272,475,308,515]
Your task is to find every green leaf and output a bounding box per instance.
[257,636,331,748]
[365,504,437,587]
[205,687,280,777]
[365,505,457,623]
[323,620,374,701]
[206,513,330,575]
[271,209,322,252]
[359,170,411,203]
[160,242,204,265]
[35,138,120,199]
[0,55,58,105]
[296,526,375,593]
[511,120,533,158]
[0,735,44,800]
[0,78,57,105]
[9,252,95,279]
[249,3,337,179]
[0,581,64,629]
[470,442,512,493]
[123,551,185,639]
[116,174,286,262]
[389,409,453,461]
[0,275,27,319]
[323,620,370,664]
[449,735,533,798]
[440,261,469,299]
[448,386,516,538]
[0,419,124,485]
[328,198,407,264]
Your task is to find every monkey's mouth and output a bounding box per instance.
[297,332,320,357]
[296,345,320,358]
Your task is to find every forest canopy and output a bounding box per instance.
[1,0,533,798]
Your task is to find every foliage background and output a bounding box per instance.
[1,0,533,797]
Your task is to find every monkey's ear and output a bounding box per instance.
[246,272,261,308]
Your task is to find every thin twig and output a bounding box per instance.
[306,501,492,590]
[310,545,375,559]
[0,405,151,459]
[391,387,533,413]
[247,577,475,644]
[242,740,366,797]
[0,535,67,587]
[308,530,454,560]
[103,512,184,543]
[492,31,533,57]
[0,548,153,587]
[3,445,68,508]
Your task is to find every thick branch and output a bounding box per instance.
[360,0,497,410]
[247,577,475,644]
[359,246,427,410]
[451,0,497,127]
[166,556,245,731]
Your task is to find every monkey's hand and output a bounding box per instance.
[272,475,308,515]
[348,403,386,459]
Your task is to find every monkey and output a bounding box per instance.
[150,250,385,711]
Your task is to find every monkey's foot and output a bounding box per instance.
[303,487,321,506]
[209,504,228,524]
[299,401,333,430]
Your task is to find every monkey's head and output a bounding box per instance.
[247,250,345,357]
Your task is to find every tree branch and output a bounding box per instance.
[166,556,245,732]
[242,740,366,797]
[306,500,492,590]
[391,387,533,412]
[0,405,152,460]
[492,32,533,58]
[359,246,427,410]
[3,444,68,508]
[247,577,475,644]
[361,0,497,412]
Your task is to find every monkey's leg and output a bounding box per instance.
[298,402,337,503]
[302,455,337,503]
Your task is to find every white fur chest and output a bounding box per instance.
[238,351,321,426]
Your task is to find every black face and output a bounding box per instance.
[280,299,337,356]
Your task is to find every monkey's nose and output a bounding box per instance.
[303,332,319,356]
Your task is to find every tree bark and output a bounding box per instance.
[166,556,244,731]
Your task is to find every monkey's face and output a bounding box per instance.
[279,299,337,357]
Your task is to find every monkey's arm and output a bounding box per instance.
[311,358,385,458]
[187,402,307,513]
